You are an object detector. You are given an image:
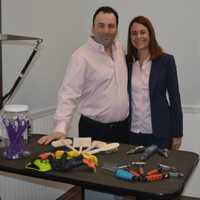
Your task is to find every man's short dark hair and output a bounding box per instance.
[92,6,119,26]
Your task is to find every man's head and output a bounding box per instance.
[92,6,118,48]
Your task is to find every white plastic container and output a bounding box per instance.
[3,104,31,144]
[1,104,31,159]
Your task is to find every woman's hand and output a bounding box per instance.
[171,137,182,150]
[37,132,65,145]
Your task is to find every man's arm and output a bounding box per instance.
[38,52,86,145]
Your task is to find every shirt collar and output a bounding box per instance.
[135,56,151,64]
[88,36,117,52]
[135,57,151,70]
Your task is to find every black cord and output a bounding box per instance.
[1,49,37,105]
[0,39,42,109]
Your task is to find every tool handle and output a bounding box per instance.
[147,169,159,176]
[140,145,158,161]
[115,169,134,181]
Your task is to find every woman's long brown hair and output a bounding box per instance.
[127,16,163,64]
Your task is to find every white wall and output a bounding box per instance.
[180,109,200,197]
[1,0,200,111]
[0,171,72,200]
[1,0,200,199]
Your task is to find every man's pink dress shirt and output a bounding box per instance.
[54,37,129,134]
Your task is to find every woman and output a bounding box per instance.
[127,16,183,149]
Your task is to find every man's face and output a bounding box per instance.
[92,12,118,48]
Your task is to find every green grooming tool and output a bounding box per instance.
[25,159,52,172]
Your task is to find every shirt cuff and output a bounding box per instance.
[54,120,69,135]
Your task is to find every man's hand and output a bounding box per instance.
[37,132,65,145]
[171,137,182,150]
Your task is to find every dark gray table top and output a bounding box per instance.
[0,134,199,199]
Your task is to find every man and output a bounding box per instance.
[38,6,129,145]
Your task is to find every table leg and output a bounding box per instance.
[81,187,85,200]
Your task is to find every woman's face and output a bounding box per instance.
[130,22,150,51]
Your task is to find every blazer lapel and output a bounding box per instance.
[149,58,160,98]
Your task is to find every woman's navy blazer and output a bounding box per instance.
[127,53,183,139]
